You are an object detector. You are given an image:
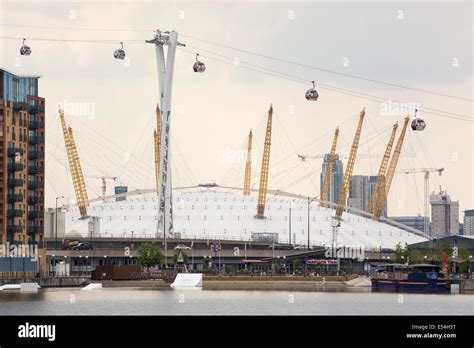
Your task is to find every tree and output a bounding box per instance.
[436,241,453,264]
[456,247,470,274]
[271,262,282,274]
[138,243,164,271]
[292,259,304,273]
[394,243,409,263]
[225,265,236,275]
[407,249,423,264]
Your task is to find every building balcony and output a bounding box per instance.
[28,135,44,144]
[28,179,44,189]
[7,178,24,187]
[28,165,44,174]
[28,225,43,234]
[28,104,45,114]
[28,195,43,204]
[28,149,45,159]
[7,194,23,203]
[28,120,45,129]
[12,101,29,111]
[7,163,23,172]
[7,209,23,218]
[28,211,43,219]
[6,225,22,233]
[7,148,23,157]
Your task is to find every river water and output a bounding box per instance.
[0,288,472,315]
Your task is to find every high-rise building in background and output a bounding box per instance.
[390,216,429,234]
[348,175,368,211]
[346,175,387,216]
[430,190,459,237]
[0,68,45,252]
[320,154,343,207]
[463,209,474,235]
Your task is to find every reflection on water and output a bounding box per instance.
[0,288,472,315]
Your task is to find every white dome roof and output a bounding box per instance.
[65,187,427,250]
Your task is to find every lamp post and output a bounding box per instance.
[289,201,292,246]
[52,254,55,277]
[307,197,310,250]
[307,197,317,250]
[55,196,64,245]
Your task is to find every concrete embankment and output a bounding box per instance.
[203,275,371,291]
[0,277,89,287]
[97,279,169,288]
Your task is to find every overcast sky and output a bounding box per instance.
[0,0,472,218]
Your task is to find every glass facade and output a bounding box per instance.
[2,71,38,102]
[320,154,344,206]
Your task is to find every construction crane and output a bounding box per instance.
[335,108,366,220]
[396,167,444,235]
[59,108,89,219]
[256,104,273,219]
[243,129,253,196]
[367,122,399,214]
[154,103,161,194]
[85,175,118,197]
[320,127,339,208]
[372,116,410,220]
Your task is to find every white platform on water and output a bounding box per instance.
[0,283,40,292]
[81,283,103,291]
[170,273,203,288]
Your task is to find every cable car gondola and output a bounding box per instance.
[305,81,319,101]
[20,38,31,56]
[193,54,206,73]
[113,42,126,60]
[411,109,426,131]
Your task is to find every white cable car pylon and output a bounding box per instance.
[411,108,426,131]
[193,53,206,73]
[305,80,319,101]
[145,30,185,238]
[20,38,31,56]
[114,42,126,60]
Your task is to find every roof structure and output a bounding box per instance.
[65,187,428,250]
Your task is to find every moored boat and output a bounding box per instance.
[371,264,447,293]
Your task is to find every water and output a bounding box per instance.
[0,288,472,315]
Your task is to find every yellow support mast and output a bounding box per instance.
[59,108,89,219]
[373,116,410,220]
[154,103,161,194]
[320,127,339,208]
[335,108,366,220]
[367,122,399,214]
[243,129,253,196]
[256,104,273,219]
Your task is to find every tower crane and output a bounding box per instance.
[243,129,253,196]
[335,108,366,220]
[320,127,339,208]
[59,108,89,219]
[256,104,273,219]
[367,122,399,215]
[396,167,444,235]
[154,103,161,194]
[372,116,410,220]
[85,176,118,197]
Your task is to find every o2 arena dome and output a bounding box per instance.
[65,186,428,250]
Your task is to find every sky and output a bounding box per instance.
[0,0,472,219]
